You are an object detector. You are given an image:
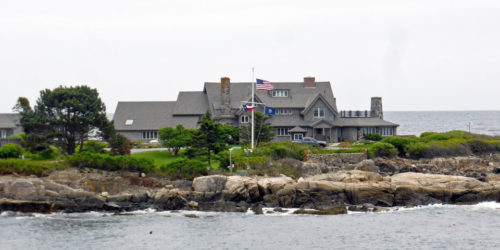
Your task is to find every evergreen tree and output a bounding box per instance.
[17,86,109,155]
[194,110,225,169]
[239,111,274,146]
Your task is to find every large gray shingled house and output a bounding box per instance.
[113,77,398,143]
[0,113,23,147]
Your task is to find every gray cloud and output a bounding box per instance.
[1,0,499,113]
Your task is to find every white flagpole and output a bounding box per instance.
[251,67,255,149]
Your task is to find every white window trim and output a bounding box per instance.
[0,129,6,139]
[240,115,249,123]
[276,108,292,115]
[272,90,289,97]
[143,131,158,139]
[293,133,303,140]
[276,127,290,136]
[313,107,324,118]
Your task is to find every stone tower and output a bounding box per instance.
[370,97,383,119]
[219,77,233,121]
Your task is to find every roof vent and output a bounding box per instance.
[125,120,134,126]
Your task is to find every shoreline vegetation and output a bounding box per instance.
[1,130,499,214]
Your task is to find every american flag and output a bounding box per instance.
[256,78,274,91]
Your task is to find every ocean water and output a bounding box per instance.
[384,111,500,136]
[1,203,499,249]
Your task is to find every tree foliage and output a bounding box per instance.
[159,125,196,155]
[192,110,227,169]
[239,111,274,146]
[18,86,109,155]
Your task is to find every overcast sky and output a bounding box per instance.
[1,0,499,113]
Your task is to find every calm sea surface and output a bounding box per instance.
[2,111,500,249]
[1,203,499,250]
[384,111,500,136]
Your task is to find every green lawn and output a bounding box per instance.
[131,150,181,166]
[132,150,222,169]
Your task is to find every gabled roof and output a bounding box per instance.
[113,102,200,131]
[173,91,209,115]
[203,81,336,110]
[300,93,338,115]
[339,117,399,127]
[0,113,20,128]
[311,119,337,128]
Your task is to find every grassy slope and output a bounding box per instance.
[131,150,222,169]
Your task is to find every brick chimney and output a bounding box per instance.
[220,77,230,106]
[304,76,316,88]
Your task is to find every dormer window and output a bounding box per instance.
[271,90,288,97]
[125,120,134,125]
[313,107,324,118]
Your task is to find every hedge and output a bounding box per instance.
[68,152,154,172]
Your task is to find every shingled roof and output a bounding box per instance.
[0,114,20,128]
[113,102,200,131]
[339,117,398,127]
[173,91,209,115]
[203,81,335,110]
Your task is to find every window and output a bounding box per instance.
[240,115,249,123]
[362,127,377,135]
[276,127,290,136]
[293,133,303,140]
[271,90,289,97]
[276,108,292,115]
[0,129,6,139]
[142,131,158,139]
[380,127,393,136]
[313,107,324,118]
[125,120,134,126]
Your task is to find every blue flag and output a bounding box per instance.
[265,106,275,115]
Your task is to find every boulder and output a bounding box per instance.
[306,170,383,183]
[354,160,379,173]
[257,176,294,194]
[192,175,227,193]
[223,176,260,202]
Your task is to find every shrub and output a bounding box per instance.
[407,142,426,159]
[364,133,382,141]
[159,158,207,179]
[0,158,66,176]
[181,147,206,159]
[81,141,108,154]
[368,142,398,158]
[0,143,23,158]
[109,134,132,155]
[381,137,418,157]
[466,139,496,154]
[420,132,452,142]
[408,139,471,159]
[69,152,154,172]
[256,142,309,160]
[490,140,500,151]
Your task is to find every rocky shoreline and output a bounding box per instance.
[1,155,499,214]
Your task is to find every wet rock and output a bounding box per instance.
[293,207,347,215]
[188,201,199,208]
[251,204,264,214]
